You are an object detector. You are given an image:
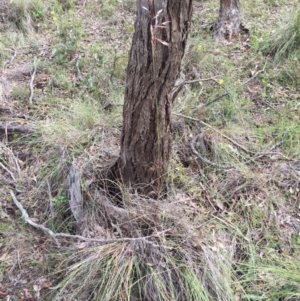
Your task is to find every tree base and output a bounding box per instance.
[215,0,240,41]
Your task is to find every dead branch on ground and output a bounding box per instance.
[10,190,171,248]
[243,56,269,85]
[0,124,35,133]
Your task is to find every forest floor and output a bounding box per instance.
[0,0,299,300]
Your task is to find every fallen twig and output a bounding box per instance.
[0,124,35,134]
[28,59,38,104]
[173,112,254,154]
[243,56,269,85]
[172,77,219,101]
[77,0,88,13]
[0,162,16,181]
[10,190,171,247]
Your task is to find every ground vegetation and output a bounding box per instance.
[0,0,299,300]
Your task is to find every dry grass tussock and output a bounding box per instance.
[46,180,240,301]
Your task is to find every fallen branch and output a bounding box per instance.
[10,190,60,246]
[0,124,35,133]
[28,59,38,104]
[10,190,171,247]
[77,0,88,13]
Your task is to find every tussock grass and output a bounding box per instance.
[48,192,241,301]
[241,256,300,300]
[0,0,47,31]
[262,6,300,59]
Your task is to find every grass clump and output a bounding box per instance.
[48,193,240,301]
[0,0,47,31]
[262,6,300,59]
[241,256,300,301]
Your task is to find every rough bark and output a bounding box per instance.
[215,0,240,41]
[112,0,193,195]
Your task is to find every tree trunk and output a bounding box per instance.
[215,0,240,41]
[112,0,193,195]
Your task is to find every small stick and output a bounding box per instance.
[10,190,60,246]
[77,0,87,13]
[243,56,269,85]
[172,77,219,101]
[173,112,255,154]
[28,59,38,104]
[205,92,230,107]
[0,162,16,181]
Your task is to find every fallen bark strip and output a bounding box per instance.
[10,190,171,248]
[0,124,35,133]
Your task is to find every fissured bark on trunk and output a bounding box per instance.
[111,0,193,195]
[215,0,240,41]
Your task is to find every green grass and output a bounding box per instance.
[261,6,300,59]
[241,256,300,300]
[1,0,299,300]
